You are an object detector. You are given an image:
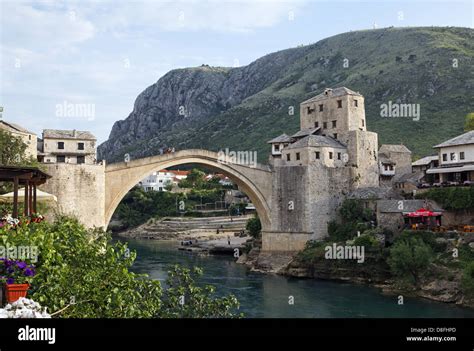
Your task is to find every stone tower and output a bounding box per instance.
[264,87,379,251]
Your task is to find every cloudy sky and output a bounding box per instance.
[0,0,472,143]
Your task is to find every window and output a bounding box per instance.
[28,135,31,140]
[78,142,84,150]
[332,120,337,128]
[319,104,323,112]
[361,119,365,127]
[58,142,64,149]
[286,154,291,161]
[314,121,319,128]
[274,144,280,151]
[333,133,338,139]
[296,152,300,161]
[315,151,320,159]
[337,100,342,108]
[329,152,333,160]
[307,106,315,114]
[337,152,341,160]
[450,153,456,161]
[442,154,447,161]
[57,155,65,163]
[323,122,327,129]
[354,100,358,107]
[77,156,85,164]
[460,152,465,160]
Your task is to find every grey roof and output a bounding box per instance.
[43,129,96,140]
[286,135,346,150]
[379,152,396,164]
[291,127,320,139]
[412,155,438,166]
[0,120,36,135]
[379,144,411,154]
[377,200,429,213]
[348,187,400,200]
[267,133,292,144]
[395,171,424,184]
[434,130,474,148]
[301,87,362,104]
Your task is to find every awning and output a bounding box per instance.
[0,188,57,202]
[404,208,442,217]
[426,164,474,174]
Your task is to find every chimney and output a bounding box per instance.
[72,129,77,138]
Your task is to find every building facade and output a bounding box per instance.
[426,130,474,184]
[38,129,97,165]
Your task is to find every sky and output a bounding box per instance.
[0,0,473,143]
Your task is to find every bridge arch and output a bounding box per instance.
[104,149,273,232]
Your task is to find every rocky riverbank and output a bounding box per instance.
[115,215,251,241]
[238,233,474,309]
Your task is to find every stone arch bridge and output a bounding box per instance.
[104,149,273,231]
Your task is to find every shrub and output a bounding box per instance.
[461,262,474,297]
[354,234,379,248]
[0,217,240,318]
[388,236,434,286]
[246,215,261,238]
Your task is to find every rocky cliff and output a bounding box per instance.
[99,27,474,163]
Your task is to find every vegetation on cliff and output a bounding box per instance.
[415,187,474,210]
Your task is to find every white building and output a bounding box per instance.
[139,169,189,192]
[426,130,474,184]
[38,129,97,164]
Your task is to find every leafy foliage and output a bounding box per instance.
[415,187,474,210]
[246,215,261,238]
[388,235,434,285]
[0,217,240,318]
[464,112,474,131]
[328,199,374,241]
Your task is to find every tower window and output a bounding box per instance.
[319,104,324,112]
[460,152,465,160]
[315,152,320,159]
[354,100,358,107]
[307,106,315,114]
[323,122,327,129]
[442,154,447,161]
[314,121,319,128]
[337,100,342,108]
[332,120,337,128]
[78,142,84,150]
[329,152,333,160]
[333,133,338,139]
[296,152,300,161]
[274,144,280,151]
[450,153,456,161]
[287,154,291,161]
[361,119,365,127]
[58,142,64,149]
[337,152,341,160]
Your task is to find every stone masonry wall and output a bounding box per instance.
[39,163,105,228]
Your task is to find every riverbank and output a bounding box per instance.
[238,232,474,309]
[115,215,251,240]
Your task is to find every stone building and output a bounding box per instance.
[265,87,380,250]
[378,144,412,187]
[37,129,97,164]
[0,120,37,158]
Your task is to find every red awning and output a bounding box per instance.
[406,208,442,217]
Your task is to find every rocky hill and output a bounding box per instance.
[98,27,474,163]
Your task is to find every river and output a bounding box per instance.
[122,239,474,318]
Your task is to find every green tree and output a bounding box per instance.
[388,236,433,286]
[246,215,261,238]
[461,262,474,297]
[186,168,206,187]
[464,112,474,131]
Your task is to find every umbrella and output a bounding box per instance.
[0,188,57,202]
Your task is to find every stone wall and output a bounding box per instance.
[39,163,105,228]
